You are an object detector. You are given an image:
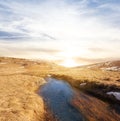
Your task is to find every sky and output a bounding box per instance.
[0,0,120,66]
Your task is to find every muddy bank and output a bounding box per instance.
[73,90,120,121]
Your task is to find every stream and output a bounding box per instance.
[39,77,86,121]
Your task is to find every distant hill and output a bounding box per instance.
[75,60,120,71]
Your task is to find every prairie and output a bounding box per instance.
[0,57,120,121]
[0,57,57,121]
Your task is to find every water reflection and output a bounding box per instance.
[39,78,86,121]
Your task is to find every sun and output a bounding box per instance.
[59,58,78,67]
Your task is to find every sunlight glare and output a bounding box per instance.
[60,58,78,67]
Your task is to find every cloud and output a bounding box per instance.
[0,0,120,63]
[0,30,28,40]
[0,39,61,60]
[0,0,120,40]
[88,47,108,52]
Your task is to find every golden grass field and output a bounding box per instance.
[51,66,120,88]
[0,57,58,121]
[0,57,120,121]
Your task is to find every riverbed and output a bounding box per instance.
[39,77,120,121]
[39,78,86,121]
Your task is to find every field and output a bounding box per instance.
[50,62,120,120]
[51,61,120,103]
[0,57,120,121]
[0,57,59,121]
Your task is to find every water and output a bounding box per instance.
[39,78,86,121]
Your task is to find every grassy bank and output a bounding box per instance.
[0,57,58,121]
[50,67,120,106]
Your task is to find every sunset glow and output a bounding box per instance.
[60,58,78,67]
[0,0,120,66]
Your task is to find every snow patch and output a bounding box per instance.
[105,62,111,66]
[101,66,120,71]
[80,83,86,87]
[107,92,120,101]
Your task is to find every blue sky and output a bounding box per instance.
[0,0,120,66]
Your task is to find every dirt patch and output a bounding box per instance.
[73,91,120,121]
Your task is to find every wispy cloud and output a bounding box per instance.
[0,0,120,64]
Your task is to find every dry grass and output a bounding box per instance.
[0,57,120,121]
[51,67,120,88]
[49,62,120,120]
[0,75,46,121]
[0,57,50,121]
